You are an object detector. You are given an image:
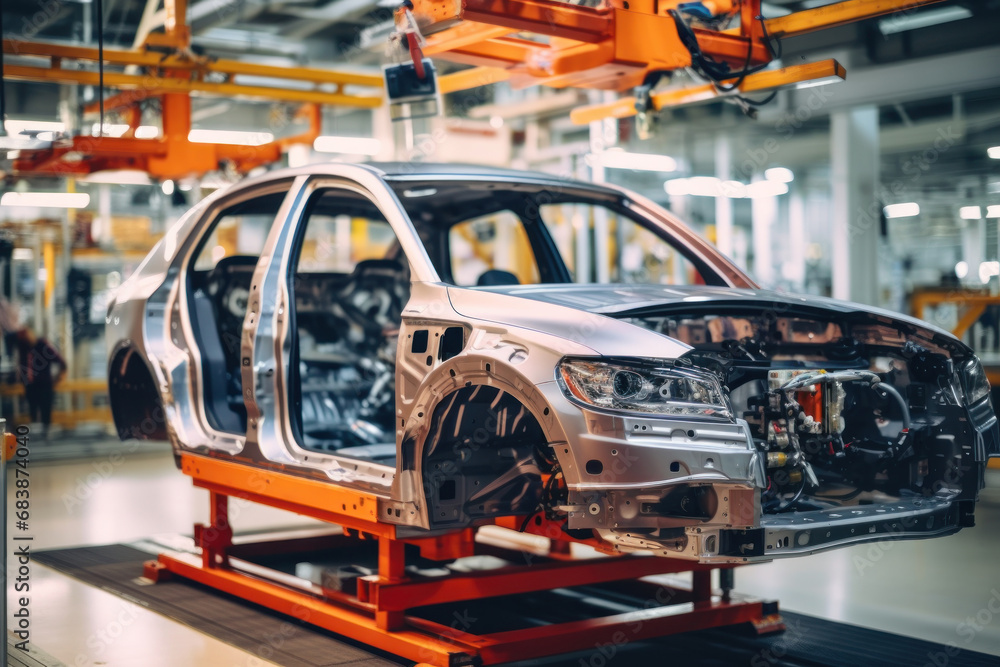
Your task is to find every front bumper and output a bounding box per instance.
[556,409,983,564]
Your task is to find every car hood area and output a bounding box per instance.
[452,283,971,358]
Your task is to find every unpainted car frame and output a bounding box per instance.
[107,163,999,564]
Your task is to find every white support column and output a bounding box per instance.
[831,105,880,306]
[751,184,776,287]
[589,91,616,283]
[574,204,591,283]
[784,191,807,288]
[714,136,734,258]
[963,218,985,285]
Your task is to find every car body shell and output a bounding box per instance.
[107,162,998,563]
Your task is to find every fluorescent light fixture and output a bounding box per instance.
[588,150,678,173]
[313,136,382,156]
[878,5,971,35]
[746,180,789,198]
[403,188,437,198]
[92,123,128,137]
[200,175,235,190]
[980,261,1000,284]
[955,261,969,279]
[12,248,33,261]
[960,206,982,220]
[1,192,90,208]
[161,180,175,196]
[720,180,747,198]
[664,178,690,196]
[79,170,152,185]
[883,202,919,219]
[188,129,274,146]
[987,205,1000,219]
[764,167,794,183]
[4,120,66,135]
[687,176,724,197]
[989,147,1000,159]
[91,123,160,139]
[663,176,787,198]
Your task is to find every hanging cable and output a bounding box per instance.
[96,0,106,136]
[0,4,7,136]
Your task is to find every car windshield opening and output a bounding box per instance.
[389,179,722,288]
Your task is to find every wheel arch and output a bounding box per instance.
[396,355,569,529]
[108,343,169,442]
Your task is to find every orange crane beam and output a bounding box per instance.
[3,0,377,179]
[427,0,946,121]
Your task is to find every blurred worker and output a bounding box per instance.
[12,326,66,439]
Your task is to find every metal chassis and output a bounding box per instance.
[144,453,784,667]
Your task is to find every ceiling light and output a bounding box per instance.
[589,150,677,172]
[79,170,152,185]
[764,167,794,183]
[90,123,160,139]
[135,126,159,139]
[987,205,1000,219]
[161,180,175,196]
[687,176,724,197]
[883,202,919,218]
[4,120,66,135]
[92,123,129,137]
[313,136,382,156]
[188,129,274,146]
[960,206,982,220]
[878,5,971,35]
[1,192,90,208]
[989,147,1000,159]
[980,261,1000,284]
[403,188,437,198]
[664,178,690,196]
[664,177,787,198]
[745,180,789,198]
[720,180,747,198]
[955,261,969,279]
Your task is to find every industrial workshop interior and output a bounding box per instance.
[2,0,1000,664]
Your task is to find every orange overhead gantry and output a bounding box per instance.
[142,453,783,667]
[407,0,946,123]
[4,0,952,171]
[2,0,382,179]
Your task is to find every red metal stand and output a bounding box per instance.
[144,454,783,666]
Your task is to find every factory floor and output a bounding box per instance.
[8,438,1000,666]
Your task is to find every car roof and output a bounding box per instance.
[225,161,620,196]
[364,161,578,182]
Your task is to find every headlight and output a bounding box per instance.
[557,358,733,421]
[962,358,991,404]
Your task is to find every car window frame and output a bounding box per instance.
[443,208,565,287]
[272,177,416,466]
[176,178,297,444]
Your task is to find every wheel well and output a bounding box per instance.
[420,384,552,528]
[108,347,167,441]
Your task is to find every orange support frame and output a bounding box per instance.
[144,453,783,666]
[421,0,771,93]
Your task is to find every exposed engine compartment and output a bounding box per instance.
[619,307,992,517]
